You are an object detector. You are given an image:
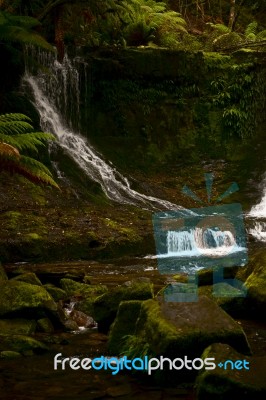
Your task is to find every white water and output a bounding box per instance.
[159,227,244,258]
[23,53,188,211]
[248,176,266,241]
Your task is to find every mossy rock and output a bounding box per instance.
[0,335,49,354]
[0,263,8,282]
[11,272,42,286]
[93,281,153,333]
[108,300,143,355]
[129,296,250,359]
[0,319,36,335]
[244,256,266,314]
[196,343,266,399]
[43,284,67,302]
[0,281,57,317]
[0,350,22,359]
[37,317,54,333]
[198,283,246,317]
[60,278,107,298]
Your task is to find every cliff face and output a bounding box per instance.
[76,48,266,173]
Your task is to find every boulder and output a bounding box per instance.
[0,263,8,282]
[37,318,54,333]
[0,280,57,317]
[117,296,250,360]
[43,284,67,302]
[0,350,22,359]
[11,272,42,286]
[69,310,97,328]
[0,335,48,354]
[196,343,266,399]
[93,280,153,333]
[108,300,143,354]
[0,319,36,335]
[60,278,107,298]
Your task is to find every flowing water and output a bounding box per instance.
[23,51,188,212]
[248,175,266,242]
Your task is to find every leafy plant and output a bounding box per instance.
[0,10,53,50]
[0,113,59,188]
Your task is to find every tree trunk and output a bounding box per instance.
[228,0,236,31]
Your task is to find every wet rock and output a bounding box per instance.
[196,343,266,399]
[0,334,49,354]
[106,384,133,397]
[60,278,107,298]
[0,263,8,282]
[0,319,36,335]
[11,272,42,286]
[119,296,250,361]
[199,283,246,317]
[43,284,67,302]
[108,300,143,354]
[0,350,22,359]
[244,256,266,316]
[63,319,79,331]
[69,310,97,328]
[37,317,54,333]
[0,281,57,317]
[93,280,153,333]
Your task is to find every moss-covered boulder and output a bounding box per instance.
[196,343,266,399]
[11,272,42,286]
[0,350,22,359]
[244,257,266,315]
[198,283,246,317]
[108,300,143,354]
[93,281,153,333]
[0,319,36,335]
[0,263,8,282]
[0,281,57,317]
[0,335,48,354]
[43,284,67,302]
[37,318,54,333]
[60,278,107,298]
[119,296,250,360]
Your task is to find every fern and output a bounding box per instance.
[245,21,258,37]
[0,10,53,50]
[0,113,59,188]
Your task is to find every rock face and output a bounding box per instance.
[109,296,250,359]
[0,319,36,335]
[196,343,266,399]
[93,281,154,333]
[0,263,8,282]
[11,272,42,286]
[108,300,143,354]
[0,280,57,317]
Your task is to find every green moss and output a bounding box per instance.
[108,300,143,355]
[44,284,67,302]
[0,281,57,317]
[11,272,42,286]
[60,278,108,298]
[0,319,36,335]
[0,335,48,354]
[93,281,154,333]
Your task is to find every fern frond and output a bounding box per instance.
[0,113,31,122]
[245,21,258,37]
[0,121,34,135]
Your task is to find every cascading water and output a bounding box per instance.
[248,175,266,242]
[23,50,187,212]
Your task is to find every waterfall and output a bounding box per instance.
[248,176,266,242]
[23,50,187,212]
[164,227,242,258]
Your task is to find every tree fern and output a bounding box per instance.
[0,10,53,50]
[0,113,59,188]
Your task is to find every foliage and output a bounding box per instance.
[0,113,59,188]
[0,10,53,50]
